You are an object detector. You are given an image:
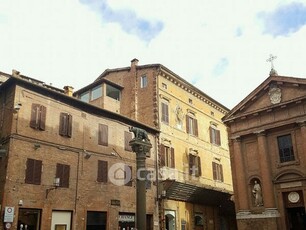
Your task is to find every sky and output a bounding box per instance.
[1,0,306,109]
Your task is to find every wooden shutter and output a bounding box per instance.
[197,156,201,177]
[170,147,175,168]
[160,145,165,167]
[194,119,198,136]
[56,163,70,188]
[216,130,221,145]
[59,113,68,136]
[97,160,108,182]
[220,164,224,182]
[161,103,169,123]
[67,114,72,137]
[98,124,108,146]
[30,104,40,129]
[189,154,194,175]
[212,162,217,180]
[25,158,42,185]
[186,116,190,134]
[209,127,213,143]
[39,105,46,130]
[125,131,132,151]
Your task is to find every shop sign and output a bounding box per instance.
[118,214,135,222]
[4,207,14,222]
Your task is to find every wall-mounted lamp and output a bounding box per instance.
[14,102,22,113]
[46,177,60,198]
[18,200,23,206]
[84,150,91,159]
[34,143,41,150]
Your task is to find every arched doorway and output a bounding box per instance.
[164,210,175,230]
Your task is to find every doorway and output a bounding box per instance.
[17,208,41,230]
[286,207,306,230]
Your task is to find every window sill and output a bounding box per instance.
[277,159,300,168]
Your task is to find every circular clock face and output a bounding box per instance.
[288,192,300,203]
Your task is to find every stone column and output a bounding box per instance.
[298,121,306,157]
[232,137,249,212]
[255,131,276,208]
[129,131,152,230]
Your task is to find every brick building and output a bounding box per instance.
[0,71,159,230]
[74,59,236,229]
[223,69,306,229]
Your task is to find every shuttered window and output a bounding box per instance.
[160,144,175,168]
[56,163,70,188]
[186,115,198,136]
[161,102,169,124]
[97,160,108,183]
[25,158,42,185]
[212,162,223,182]
[98,124,108,146]
[209,126,221,146]
[124,131,132,151]
[189,155,201,177]
[59,113,72,137]
[30,104,46,130]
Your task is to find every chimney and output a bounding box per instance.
[12,69,20,77]
[63,86,74,96]
[131,58,139,68]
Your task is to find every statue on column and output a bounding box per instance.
[252,180,263,206]
[129,126,150,143]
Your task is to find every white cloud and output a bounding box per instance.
[1,0,306,109]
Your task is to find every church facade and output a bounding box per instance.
[223,70,306,229]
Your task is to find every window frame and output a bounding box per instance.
[161,102,169,124]
[91,85,103,101]
[98,124,108,146]
[97,160,108,183]
[189,154,201,177]
[30,104,46,131]
[212,162,223,182]
[56,163,70,188]
[209,126,221,146]
[186,115,198,136]
[25,158,42,185]
[59,112,72,137]
[140,75,148,88]
[277,134,295,163]
[160,144,175,168]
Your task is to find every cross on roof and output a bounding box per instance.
[266,54,277,70]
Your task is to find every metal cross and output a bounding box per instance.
[266,54,277,70]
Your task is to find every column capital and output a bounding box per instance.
[230,136,241,142]
[254,130,266,136]
[297,120,306,127]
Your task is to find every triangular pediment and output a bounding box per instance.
[223,75,306,121]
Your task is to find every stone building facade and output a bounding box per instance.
[0,72,158,230]
[223,71,306,229]
[74,59,236,229]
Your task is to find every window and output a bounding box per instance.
[189,154,201,177]
[98,124,108,146]
[160,144,175,168]
[80,91,90,102]
[59,113,72,137]
[140,75,148,88]
[162,83,167,89]
[125,165,133,187]
[209,126,221,145]
[106,84,120,100]
[56,163,70,188]
[86,211,107,230]
[91,85,102,100]
[30,104,46,130]
[161,102,169,124]
[189,99,193,104]
[212,162,223,181]
[25,158,42,185]
[277,134,295,163]
[194,213,204,226]
[97,160,108,183]
[124,131,133,151]
[186,115,198,136]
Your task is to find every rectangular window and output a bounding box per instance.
[59,113,72,137]
[189,154,201,177]
[98,124,108,146]
[125,165,133,187]
[106,84,121,101]
[162,83,167,89]
[161,102,169,124]
[86,211,107,230]
[160,144,175,168]
[140,75,148,88]
[186,115,198,136]
[124,131,133,151]
[209,126,221,145]
[91,85,102,101]
[97,160,108,183]
[277,134,295,163]
[25,158,42,185]
[56,163,70,188]
[212,162,223,181]
[80,91,90,102]
[30,104,46,130]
